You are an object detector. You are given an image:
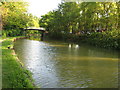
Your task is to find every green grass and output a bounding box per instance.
[2,37,34,88]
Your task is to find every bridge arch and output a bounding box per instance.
[23,27,46,41]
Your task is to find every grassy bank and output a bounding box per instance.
[2,36,34,88]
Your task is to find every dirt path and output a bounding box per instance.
[0,38,8,43]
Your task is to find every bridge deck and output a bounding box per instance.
[24,29,45,32]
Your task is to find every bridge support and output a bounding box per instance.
[24,30,26,36]
[41,32,44,41]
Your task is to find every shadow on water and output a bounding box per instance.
[14,37,119,88]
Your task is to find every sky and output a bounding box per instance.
[27,0,62,18]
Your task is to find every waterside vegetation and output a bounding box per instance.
[2,37,34,88]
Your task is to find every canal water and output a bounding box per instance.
[14,39,118,88]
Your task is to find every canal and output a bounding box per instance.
[14,39,118,88]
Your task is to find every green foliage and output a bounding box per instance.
[39,2,119,33]
[79,30,119,50]
[1,2,29,29]
[2,29,24,37]
[1,1,40,37]
[27,14,40,28]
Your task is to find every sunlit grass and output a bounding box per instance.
[2,37,34,88]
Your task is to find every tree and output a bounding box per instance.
[1,1,40,36]
[39,2,119,37]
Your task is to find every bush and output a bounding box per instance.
[78,30,119,50]
[2,29,24,37]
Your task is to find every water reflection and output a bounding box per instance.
[14,39,118,88]
[68,44,79,48]
[69,44,72,48]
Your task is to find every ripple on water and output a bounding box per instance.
[14,39,119,88]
